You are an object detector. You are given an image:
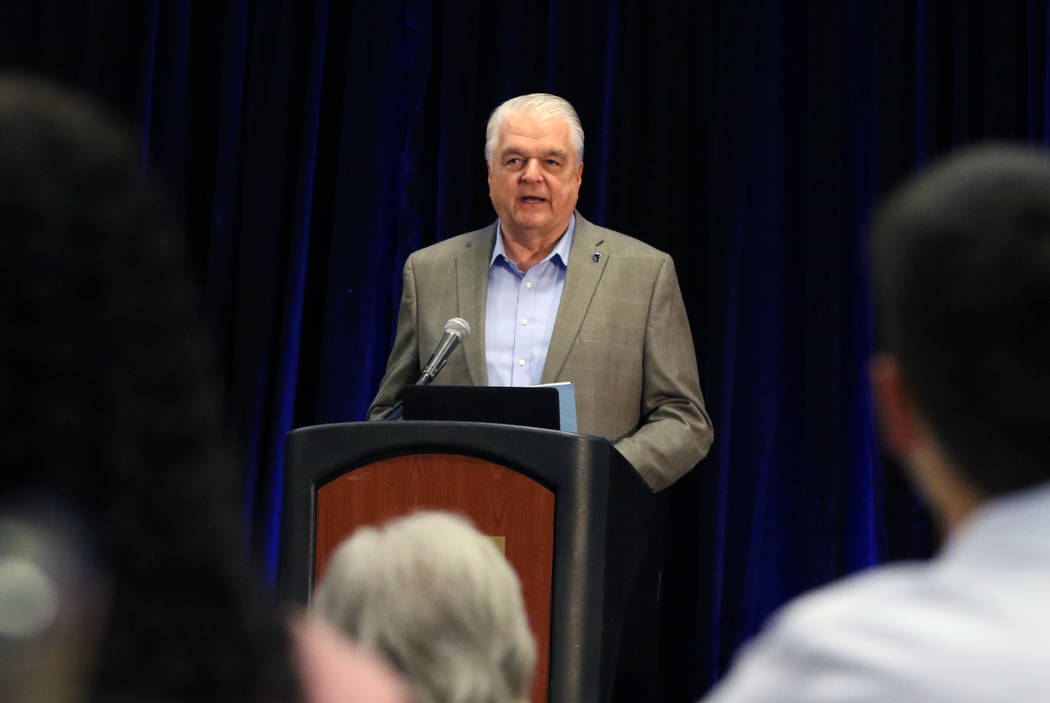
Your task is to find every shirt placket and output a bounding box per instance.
[512,264,540,385]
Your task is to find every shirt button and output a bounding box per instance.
[518,359,526,366]
[521,318,528,325]
[525,281,533,288]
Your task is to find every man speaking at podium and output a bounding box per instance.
[368,93,713,492]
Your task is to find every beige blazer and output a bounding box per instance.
[368,213,713,491]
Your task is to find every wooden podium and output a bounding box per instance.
[278,420,653,703]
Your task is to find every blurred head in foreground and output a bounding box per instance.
[313,512,537,703]
[0,73,311,702]
[0,69,303,703]
[699,145,1050,703]
[870,144,1050,527]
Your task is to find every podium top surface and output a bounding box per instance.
[285,420,612,487]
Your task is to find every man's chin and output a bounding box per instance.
[507,214,551,231]
[502,211,573,240]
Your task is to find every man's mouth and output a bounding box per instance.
[520,196,547,204]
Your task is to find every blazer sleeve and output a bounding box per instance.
[613,255,714,491]
[367,255,421,419]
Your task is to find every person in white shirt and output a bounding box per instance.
[700,144,1050,703]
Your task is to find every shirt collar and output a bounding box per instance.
[941,479,1050,565]
[491,213,575,270]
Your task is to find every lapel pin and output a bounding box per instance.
[592,252,601,263]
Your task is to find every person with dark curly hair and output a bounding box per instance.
[0,74,405,703]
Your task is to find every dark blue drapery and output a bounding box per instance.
[5,1,1050,698]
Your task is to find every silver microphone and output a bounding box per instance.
[416,317,471,385]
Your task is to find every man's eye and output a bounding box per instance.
[506,158,521,166]
[546,159,560,167]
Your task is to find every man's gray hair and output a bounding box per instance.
[312,511,537,703]
[484,93,584,165]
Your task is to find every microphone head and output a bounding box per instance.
[444,317,471,341]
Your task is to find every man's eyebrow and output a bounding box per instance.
[499,146,571,160]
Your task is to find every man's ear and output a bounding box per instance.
[870,353,922,458]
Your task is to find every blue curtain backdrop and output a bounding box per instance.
[5,1,1050,698]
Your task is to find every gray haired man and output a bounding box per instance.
[369,93,714,492]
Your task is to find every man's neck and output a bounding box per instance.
[910,441,984,537]
[500,223,568,272]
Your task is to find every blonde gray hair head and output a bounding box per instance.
[312,512,536,703]
[484,93,584,165]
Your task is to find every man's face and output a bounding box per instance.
[487,113,583,240]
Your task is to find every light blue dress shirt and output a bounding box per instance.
[485,215,575,386]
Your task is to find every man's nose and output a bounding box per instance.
[519,159,543,182]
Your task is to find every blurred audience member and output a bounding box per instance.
[291,614,410,703]
[0,73,404,703]
[700,145,1050,702]
[0,502,107,703]
[314,512,537,703]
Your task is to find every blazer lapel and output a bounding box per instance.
[541,214,608,383]
[456,223,495,386]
